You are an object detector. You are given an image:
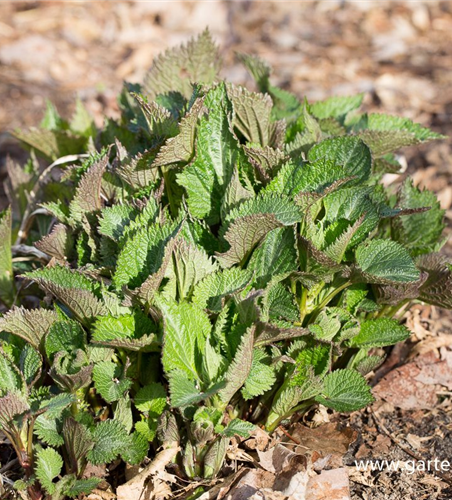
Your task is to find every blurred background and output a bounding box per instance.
[0,0,451,248]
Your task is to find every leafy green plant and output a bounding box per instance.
[1,30,451,497]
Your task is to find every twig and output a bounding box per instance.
[15,153,89,245]
[278,425,301,445]
[12,245,50,262]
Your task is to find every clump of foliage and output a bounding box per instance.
[1,30,451,499]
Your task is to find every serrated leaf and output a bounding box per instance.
[177,84,241,224]
[98,204,138,241]
[45,320,86,361]
[122,431,149,465]
[221,419,256,438]
[65,477,101,498]
[19,345,42,386]
[0,392,29,428]
[165,239,218,302]
[153,97,206,167]
[24,267,107,325]
[217,213,284,268]
[0,307,59,352]
[35,448,63,494]
[315,369,374,412]
[348,318,410,348]
[158,297,211,380]
[63,418,94,475]
[34,414,64,447]
[228,84,273,146]
[0,349,25,395]
[144,29,221,99]
[134,382,167,416]
[358,113,445,142]
[192,268,252,311]
[417,254,452,309]
[114,221,180,289]
[93,360,132,403]
[311,94,363,120]
[35,224,74,263]
[242,349,276,400]
[69,154,107,224]
[355,239,420,284]
[87,420,129,465]
[392,179,445,256]
[219,326,255,405]
[303,136,372,191]
[248,227,298,288]
[168,370,224,407]
[91,312,157,352]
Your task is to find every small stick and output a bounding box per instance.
[278,425,301,445]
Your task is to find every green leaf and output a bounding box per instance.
[113,221,180,289]
[219,327,255,405]
[92,360,132,403]
[158,297,211,380]
[34,414,64,447]
[35,448,63,494]
[349,318,410,348]
[168,370,224,407]
[165,239,218,302]
[242,349,276,400]
[248,227,298,288]
[144,29,221,99]
[19,345,42,386]
[192,268,252,311]
[221,419,256,438]
[0,208,14,306]
[304,137,372,191]
[315,369,374,412]
[0,349,25,395]
[392,180,445,256]
[134,382,167,416]
[91,312,157,351]
[24,267,107,325]
[177,84,241,224]
[45,320,86,361]
[98,204,138,241]
[311,94,363,120]
[355,239,420,283]
[357,113,445,142]
[122,431,149,465]
[87,420,129,465]
[0,306,59,352]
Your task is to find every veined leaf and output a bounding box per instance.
[348,318,410,348]
[87,420,129,465]
[157,297,211,380]
[35,448,63,494]
[192,268,253,311]
[24,267,107,325]
[219,326,255,405]
[315,369,374,412]
[177,84,241,224]
[144,29,221,99]
[92,360,132,403]
[0,307,59,352]
[355,239,420,284]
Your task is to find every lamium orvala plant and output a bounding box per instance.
[1,30,451,499]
